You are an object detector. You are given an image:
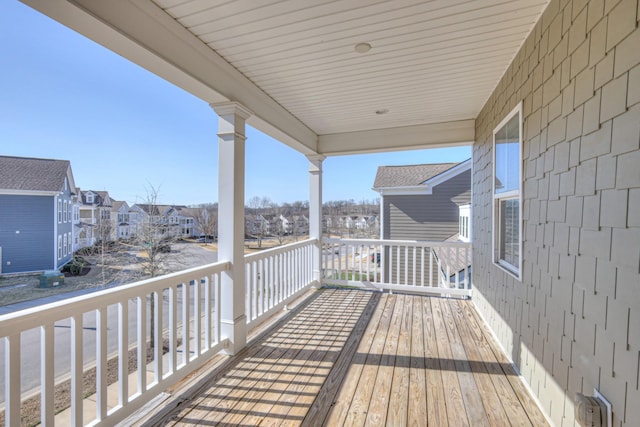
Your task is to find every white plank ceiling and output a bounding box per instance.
[22,0,549,154]
[152,0,548,135]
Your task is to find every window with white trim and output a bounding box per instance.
[63,234,67,257]
[58,235,62,259]
[68,232,72,254]
[58,199,62,223]
[63,200,67,223]
[493,103,522,279]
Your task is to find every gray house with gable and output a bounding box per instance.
[373,159,471,286]
[373,159,471,242]
[0,156,76,274]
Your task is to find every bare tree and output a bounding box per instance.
[127,185,181,348]
[194,203,217,244]
[246,196,272,248]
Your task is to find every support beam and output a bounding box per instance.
[307,155,325,286]
[212,101,251,355]
[318,119,475,156]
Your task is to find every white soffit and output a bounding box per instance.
[22,0,549,155]
[154,0,548,135]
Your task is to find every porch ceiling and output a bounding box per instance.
[22,0,549,155]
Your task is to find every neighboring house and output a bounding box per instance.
[373,159,471,241]
[170,207,198,238]
[78,190,112,245]
[0,156,76,274]
[275,214,291,234]
[111,200,131,240]
[322,216,333,234]
[373,159,471,284]
[130,203,197,239]
[247,214,270,236]
[291,215,309,235]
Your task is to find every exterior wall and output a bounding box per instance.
[383,169,471,240]
[383,169,470,284]
[0,195,55,274]
[472,0,640,425]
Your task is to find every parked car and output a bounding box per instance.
[371,253,381,265]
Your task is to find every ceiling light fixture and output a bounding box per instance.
[354,42,372,53]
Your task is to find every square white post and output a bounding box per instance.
[307,155,325,286]
[211,101,252,355]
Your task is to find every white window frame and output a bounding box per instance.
[63,200,68,223]
[58,199,62,223]
[63,234,67,257]
[57,235,62,259]
[68,232,72,255]
[492,102,523,280]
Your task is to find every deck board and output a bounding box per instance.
[158,288,549,427]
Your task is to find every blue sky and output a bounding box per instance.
[1,1,470,206]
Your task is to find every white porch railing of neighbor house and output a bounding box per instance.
[0,261,229,426]
[322,238,472,297]
[0,239,318,426]
[244,239,316,329]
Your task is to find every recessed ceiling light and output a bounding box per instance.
[354,42,372,53]
[375,109,389,115]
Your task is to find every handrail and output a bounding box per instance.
[244,238,318,261]
[245,239,317,329]
[0,260,230,426]
[322,237,472,297]
[0,261,230,330]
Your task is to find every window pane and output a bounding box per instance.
[495,114,520,193]
[499,199,519,268]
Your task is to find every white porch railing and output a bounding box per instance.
[322,238,472,297]
[0,261,229,427]
[0,239,318,426]
[244,239,317,329]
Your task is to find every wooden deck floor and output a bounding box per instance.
[156,288,548,426]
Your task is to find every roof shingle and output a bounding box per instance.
[373,162,460,188]
[0,155,71,192]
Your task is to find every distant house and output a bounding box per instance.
[373,159,471,241]
[111,200,131,240]
[77,190,112,246]
[0,156,76,274]
[130,203,197,239]
[169,207,198,238]
[291,215,309,235]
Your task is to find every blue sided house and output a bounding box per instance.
[0,156,76,275]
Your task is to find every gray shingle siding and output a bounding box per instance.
[382,169,470,285]
[0,195,55,274]
[384,170,470,241]
[472,0,640,424]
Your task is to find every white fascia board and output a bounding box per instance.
[424,158,472,188]
[66,164,77,194]
[373,185,432,196]
[21,0,318,156]
[318,119,474,156]
[0,189,58,196]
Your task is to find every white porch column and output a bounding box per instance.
[307,155,325,286]
[211,101,252,355]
